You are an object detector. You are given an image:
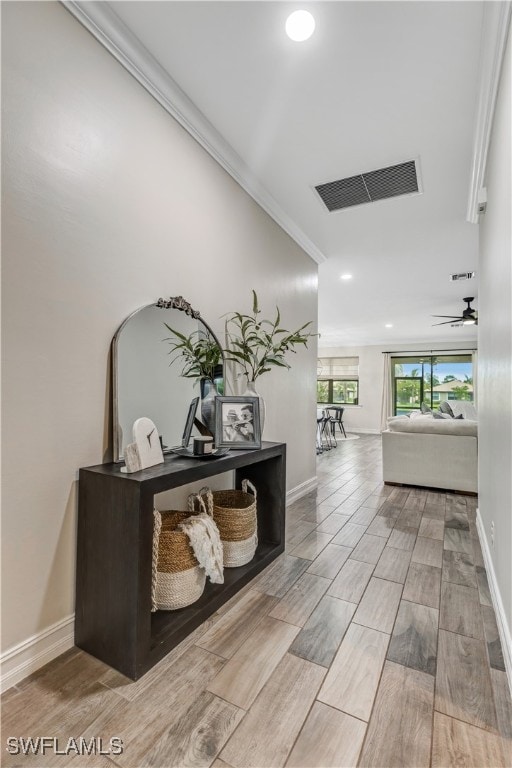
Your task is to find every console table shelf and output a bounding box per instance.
[75,442,286,679]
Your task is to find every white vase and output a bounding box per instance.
[243,380,265,436]
[201,382,218,436]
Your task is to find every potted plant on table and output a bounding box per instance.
[223,290,316,433]
[164,325,222,435]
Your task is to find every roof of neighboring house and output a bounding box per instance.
[432,379,473,392]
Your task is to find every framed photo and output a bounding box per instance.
[215,396,261,450]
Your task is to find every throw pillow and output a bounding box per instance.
[420,403,432,414]
[438,401,454,416]
[433,411,452,419]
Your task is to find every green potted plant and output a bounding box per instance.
[164,325,222,434]
[224,290,316,431]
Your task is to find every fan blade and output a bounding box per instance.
[432,319,463,326]
[431,315,461,319]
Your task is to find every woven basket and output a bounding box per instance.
[151,498,208,611]
[200,480,258,567]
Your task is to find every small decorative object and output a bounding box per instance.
[200,480,258,567]
[182,397,200,448]
[121,417,164,473]
[224,290,316,433]
[163,324,222,436]
[215,396,261,450]
[193,436,213,456]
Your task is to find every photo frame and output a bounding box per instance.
[215,396,261,450]
[181,396,199,448]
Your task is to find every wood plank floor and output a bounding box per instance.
[2,435,511,767]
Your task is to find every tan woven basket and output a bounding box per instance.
[151,498,208,611]
[200,480,258,567]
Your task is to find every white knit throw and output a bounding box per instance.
[178,513,224,584]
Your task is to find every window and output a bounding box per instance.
[391,354,473,415]
[317,356,359,404]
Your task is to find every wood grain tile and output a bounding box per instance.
[139,691,244,768]
[387,600,438,675]
[253,555,310,598]
[439,581,484,640]
[331,522,367,548]
[402,562,441,609]
[285,518,317,549]
[422,504,445,521]
[207,616,299,710]
[299,504,336,523]
[396,508,423,529]
[476,565,493,607]
[306,543,351,579]
[211,760,234,768]
[418,516,445,540]
[315,512,351,535]
[432,711,506,768]
[220,653,325,768]
[359,661,434,768]
[365,515,395,538]
[353,577,402,634]
[289,596,356,667]
[350,533,386,565]
[373,547,412,584]
[197,590,279,658]
[412,536,443,568]
[317,623,389,721]
[377,503,403,519]
[387,488,410,507]
[348,506,377,526]
[403,494,426,512]
[269,573,330,627]
[327,558,374,604]
[444,527,473,556]
[444,509,470,530]
[435,629,498,731]
[491,668,512,740]
[289,530,333,560]
[482,605,506,671]
[442,549,476,587]
[387,524,417,551]
[285,702,366,768]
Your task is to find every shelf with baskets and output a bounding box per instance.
[75,441,286,680]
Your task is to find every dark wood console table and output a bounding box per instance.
[75,442,286,680]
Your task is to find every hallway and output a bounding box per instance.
[2,435,511,767]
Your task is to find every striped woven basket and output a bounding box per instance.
[200,479,258,568]
[151,497,208,611]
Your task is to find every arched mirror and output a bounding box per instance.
[112,297,224,462]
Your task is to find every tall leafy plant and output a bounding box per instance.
[224,290,315,381]
[164,326,222,384]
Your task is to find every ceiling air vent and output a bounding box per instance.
[315,159,419,212]
[450,271,475,281]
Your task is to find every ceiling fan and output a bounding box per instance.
[432,297,478,326]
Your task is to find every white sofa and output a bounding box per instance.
[382,416,478,494]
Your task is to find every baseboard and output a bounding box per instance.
[286,476,318,506]
[1,615,75,693]
[476,508,512,692]
[350,428,381,435]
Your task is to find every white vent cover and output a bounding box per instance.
[450,272,475,281]
[315,160,419,212]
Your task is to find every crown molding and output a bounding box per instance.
[467,1,511,224]
[61,1,326,264]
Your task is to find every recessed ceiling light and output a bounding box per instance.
[340,274,353,281]
[385,323,393,328]
[285,10,315,42]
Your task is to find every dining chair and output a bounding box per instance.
[326,407,347,439]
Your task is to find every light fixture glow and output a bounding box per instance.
[385,323,393,328]
[285,10,315,41]
[463,318,476,325]
[340,274,353,281]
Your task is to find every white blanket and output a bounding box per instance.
[178,513,224,584]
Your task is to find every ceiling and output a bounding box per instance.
[103,1,483,347]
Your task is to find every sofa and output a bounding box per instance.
[382,414,478,494]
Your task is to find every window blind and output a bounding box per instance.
[317,357,359,379]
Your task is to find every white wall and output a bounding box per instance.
[319,341,477,433]
[1,2,317,664]
[478,25,511,655]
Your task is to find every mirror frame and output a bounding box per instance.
[112,296,224,462]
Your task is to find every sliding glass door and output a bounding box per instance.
[392,355,473,416]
